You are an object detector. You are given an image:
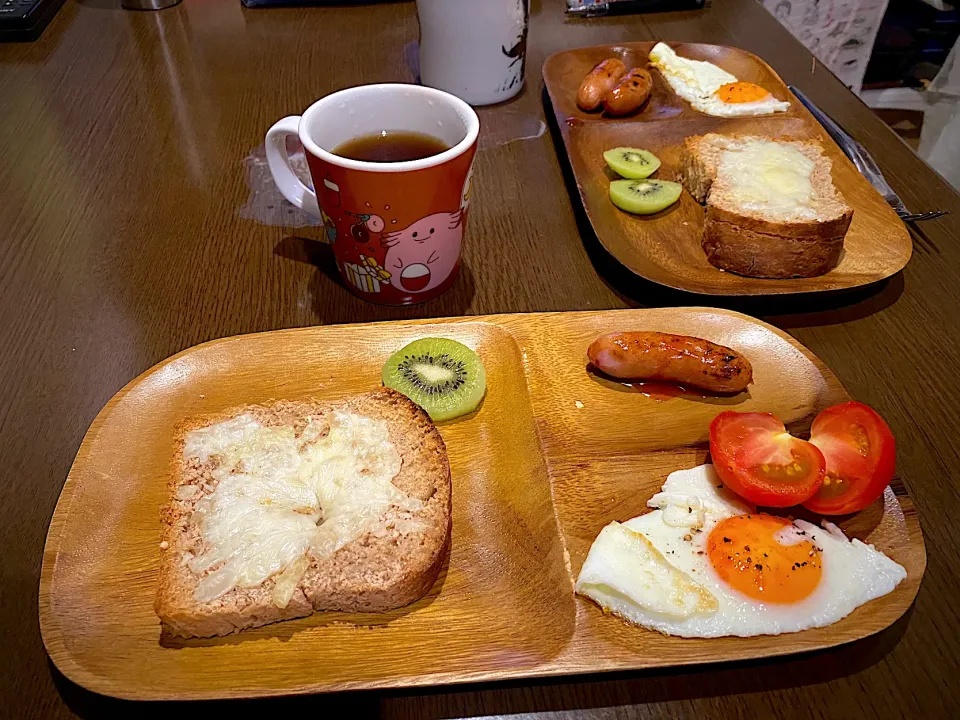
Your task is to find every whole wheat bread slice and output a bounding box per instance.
[679,134,854,278]
[155,388,451,639]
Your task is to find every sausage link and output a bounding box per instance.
[601,68,653,116]
[587,331,753,393]
[577,58,628,112]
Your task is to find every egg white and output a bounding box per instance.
[579,464,907,638]
[649,41,790,118]
[650,42,737,102]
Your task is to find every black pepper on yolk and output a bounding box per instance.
[715,81,771,104]
[707,514,822,603]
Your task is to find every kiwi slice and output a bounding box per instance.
[603,147,661,179]
[610,179,682,215]
[382,338,486,421]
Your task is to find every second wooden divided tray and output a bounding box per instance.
[542,43,913,295]
[40,309,925,699]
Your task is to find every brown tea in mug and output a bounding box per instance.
[333,131,450,163]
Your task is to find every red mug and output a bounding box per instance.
[265,84,480,305]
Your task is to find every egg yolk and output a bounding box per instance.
[707,514,822,603]
[716,82,771,104]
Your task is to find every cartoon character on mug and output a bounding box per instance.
[376,162,474,294]
[381,209,465,293]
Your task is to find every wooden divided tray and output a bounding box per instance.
[542,43,913,295]
[39,309,925,699]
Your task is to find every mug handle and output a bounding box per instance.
[264,116,321,218]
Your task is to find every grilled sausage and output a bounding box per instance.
[577,58,628,112]
[601,68,653,116]
[587,331,753,394]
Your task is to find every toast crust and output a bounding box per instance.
[703,215,845,278]
[155,389,451,638]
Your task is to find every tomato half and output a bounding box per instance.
[709,412,825,507]
[802,402,896,515]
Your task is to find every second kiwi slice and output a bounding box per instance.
[610,179,682,215]
[382,337,486,421]
[603,147,661,179]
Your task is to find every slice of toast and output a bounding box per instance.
[155,389,451,639]
[679,134,853,278]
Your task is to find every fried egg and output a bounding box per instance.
[649,42,790,118]
[575,465,906,637]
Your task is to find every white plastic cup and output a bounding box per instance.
[416,0,530,106]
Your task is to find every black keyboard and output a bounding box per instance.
[0,0,65,42]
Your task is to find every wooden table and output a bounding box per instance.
[2,0,959,717]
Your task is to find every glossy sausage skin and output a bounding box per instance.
[602,68,653,116]
[587,331,753,393]
[577,58,628,112]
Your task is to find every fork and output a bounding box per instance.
[788,86,950,223]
